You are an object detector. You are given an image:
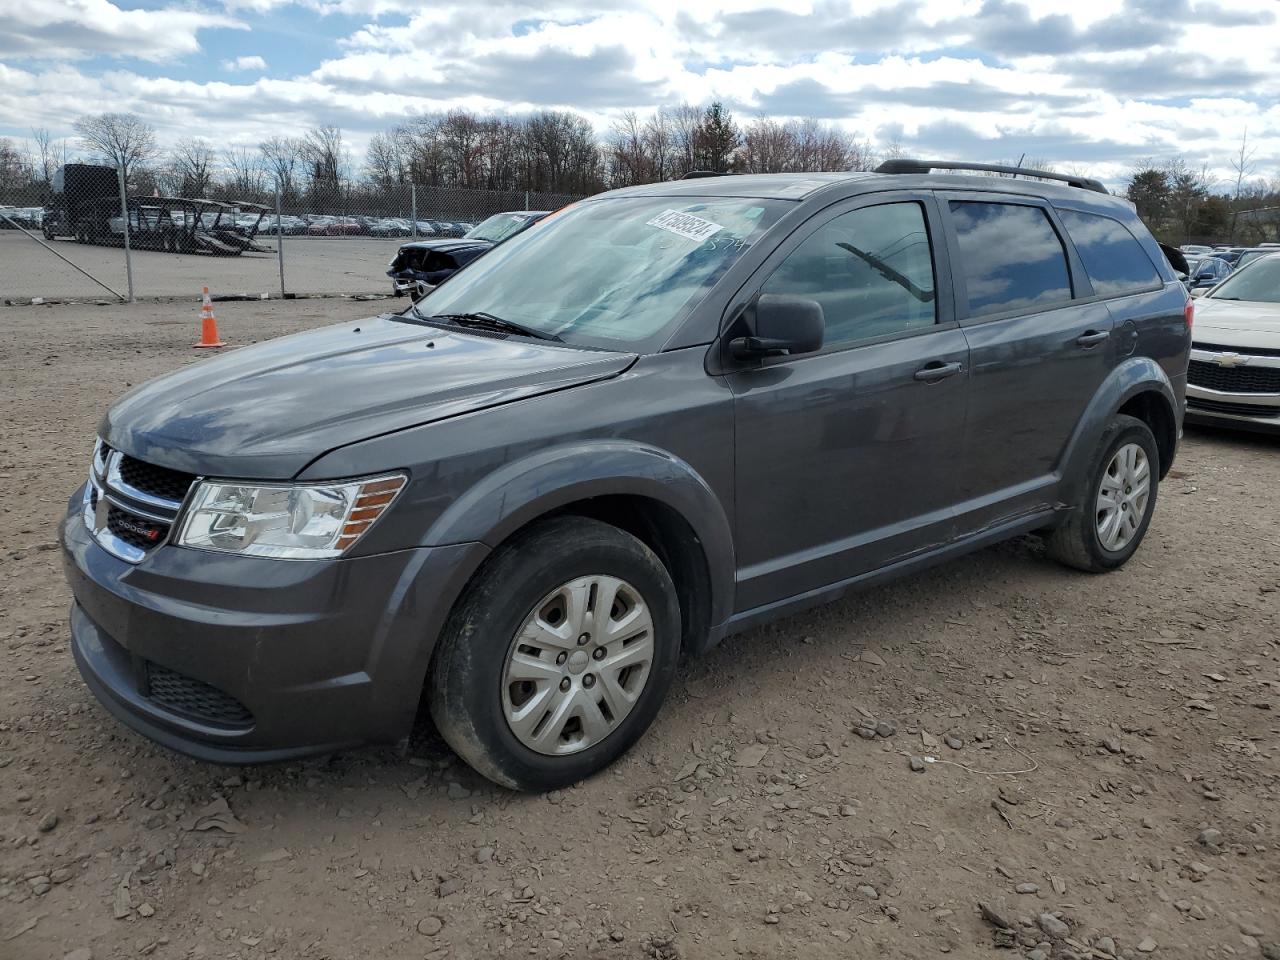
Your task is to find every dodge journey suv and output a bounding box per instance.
[62,160,1191,791]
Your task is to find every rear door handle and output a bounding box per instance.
[914,360,963,383]
[1076,330,1110,347]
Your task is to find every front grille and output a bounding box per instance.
[117,455,195,503]
[106,505,167,551]
[1187,397,1280,418]
[1195,341,1280,358]
[146,662,253,728]
[87,443,195,563]
[1188,360,1280,394]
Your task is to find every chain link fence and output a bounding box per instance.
[1,164,586,303]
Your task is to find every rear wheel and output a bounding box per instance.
[1047,414,1159,572]
[429,516,681,791]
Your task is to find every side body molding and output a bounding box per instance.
[424,440,737,639]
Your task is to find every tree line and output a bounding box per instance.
[0,103,877,213]
[3,107,1277,245]
[1124,137,1280,245]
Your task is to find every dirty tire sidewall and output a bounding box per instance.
[429,516,681,792]
[1049,414,1160,573]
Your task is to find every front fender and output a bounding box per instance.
[1058,356,1178,507]
[424,440,736,633]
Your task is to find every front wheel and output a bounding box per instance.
[429,516,681,791]
[1047,414,1159,572]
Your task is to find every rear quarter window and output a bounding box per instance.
[1057,209,1161,296]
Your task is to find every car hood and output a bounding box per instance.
[396,238,493,256]
[102,315,636,479]
[1193,298,1280,351]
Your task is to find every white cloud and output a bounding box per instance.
[1,0,1278,187]
[222,55,267,71]
[0,0,244,62]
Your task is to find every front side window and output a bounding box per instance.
[1057,209,1161,296]
[761,202,937,349]
[413,196,787,349]
[949,201,1072,318]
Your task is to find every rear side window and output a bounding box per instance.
[762,201,936,349]
[1058,209,1161,296]
[949,201,1071,318]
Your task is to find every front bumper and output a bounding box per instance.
[61,488,488,764]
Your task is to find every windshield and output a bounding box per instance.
[465,213,535,243]
[1207,256,1280,303]
[410,196,787,349]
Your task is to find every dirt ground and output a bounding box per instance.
[0,233,405,301]
[0,298,1277,960]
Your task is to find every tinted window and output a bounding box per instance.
[949,201,1071,317]
[762,202,936,348]
[1058,209,1161,295]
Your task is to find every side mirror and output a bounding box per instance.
[730,293,825,360]
[412,280,435,300]
[1190,287,1208,298]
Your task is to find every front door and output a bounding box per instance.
[726,195,971,611]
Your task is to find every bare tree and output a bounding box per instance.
[739,118,796,173]
[223,147,266,198]
[30,127,65,188]
[607,111,653,186]
[167,138,216,197]
[259,135,304,200]
[365,130,410,190]
[73,112,156,185]
[1228,128,1257,242]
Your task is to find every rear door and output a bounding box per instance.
[940,193,1116,532]
[727,193,971,609]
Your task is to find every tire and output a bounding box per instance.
[429,516,681,791]
[1047,414,1159,573]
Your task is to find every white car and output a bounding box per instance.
[1186,253,1280,433]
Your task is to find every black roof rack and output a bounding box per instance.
[875,158,1108,195]
[681,170,728,179]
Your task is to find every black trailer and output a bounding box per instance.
[41,165,273,257]
[42,163,119,242]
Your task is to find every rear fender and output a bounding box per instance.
[1058,356,1177,508]
[424,441,735,635]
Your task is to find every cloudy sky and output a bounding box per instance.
[2,0,1279,188]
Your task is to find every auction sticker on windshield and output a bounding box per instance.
[646,209,724,243]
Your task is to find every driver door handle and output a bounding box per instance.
[1076,329,1110,348]
[914,360,963,383]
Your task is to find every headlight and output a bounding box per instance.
[176,474,407,559]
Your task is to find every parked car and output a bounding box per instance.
[386,210,549,295]
[1181,244,1214,256]
[1186,256,1232,290]
[1185,252,1280,433]
[61,162,1189,790]
[1233,247,1277,272]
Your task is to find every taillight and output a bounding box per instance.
[1184,298,1194,331]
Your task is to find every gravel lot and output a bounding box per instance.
[0,232,406,301]
[1,299,1277,960]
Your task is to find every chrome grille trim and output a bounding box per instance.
[106,452,187,512]
[85,440,196,564]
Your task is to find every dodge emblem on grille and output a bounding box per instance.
[1211,352,1248,367]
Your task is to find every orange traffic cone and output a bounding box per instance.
[195,286,225,348]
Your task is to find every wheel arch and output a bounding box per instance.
[1059,357,1180,507]
[424,441,735,654]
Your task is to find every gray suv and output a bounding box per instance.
[61,161,1191,790]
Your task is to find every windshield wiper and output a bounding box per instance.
[427,311,562,342]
